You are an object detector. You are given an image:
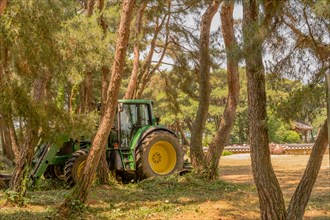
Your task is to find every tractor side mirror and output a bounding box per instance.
[154,117,160,125]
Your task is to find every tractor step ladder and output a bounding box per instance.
[119,147,135,171]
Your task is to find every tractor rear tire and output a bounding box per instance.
[136,131,183,179]
[64,148,89,187]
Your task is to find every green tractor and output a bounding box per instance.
[30,100,186,186]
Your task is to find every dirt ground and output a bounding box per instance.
[0,154,329,220]
[171,154,330,220]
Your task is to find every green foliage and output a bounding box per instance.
[4,167,30,207]
[222,150,233,156]
[57,12,115,85]
[5,190,26,207]
[284,130,301,143]
[66,199,87,213]
[146,67,323,145]
[268,115,301,143]
[0,0,119,147]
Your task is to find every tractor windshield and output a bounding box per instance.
[119,104,151,147]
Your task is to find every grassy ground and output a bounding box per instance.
[0,154,329,219]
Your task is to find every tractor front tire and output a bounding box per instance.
[64,149,89,187]
[136,131,183,179]
[44,165,65,180]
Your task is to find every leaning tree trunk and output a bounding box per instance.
[137,7,171,98]
[189,0,221,168]
[243,1,286,219]
[176,120,190,146]
[62,0,135,207]
[134,12,167,98]
[205,1,240,179]
[287,120,328,219]
[124,0,148,99]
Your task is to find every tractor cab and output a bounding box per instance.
[113,101,154,149]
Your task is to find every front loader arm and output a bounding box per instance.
[30,143,62,185]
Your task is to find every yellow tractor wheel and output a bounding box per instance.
[64,149,89,187]
[136,131,183,179]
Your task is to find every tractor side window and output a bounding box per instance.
[138,104,150,126]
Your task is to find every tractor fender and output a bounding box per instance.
[132,126,177,152]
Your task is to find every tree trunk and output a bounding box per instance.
[124,0,148,99]
[190,0,221,168]
[87,0,95,17]
[287,120,328,219]
[0,118,14,161]
[136,3,171,98]
[205,1,240,179]
[135,12,167,98]
[0,0,7,16]
[8,118,20,162]
[10,128,39,195]
[243,1,286,219]
[69,84,79,113]
[79,71,94,113]
[97,66,110,184]
[93,0,111,185]
[9,75,49,201]
[79,0,96,114]
[176,120,190,146]
[63,0,134,207]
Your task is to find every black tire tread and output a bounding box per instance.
[64,148,89,187]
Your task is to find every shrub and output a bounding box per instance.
[222,150,233,156]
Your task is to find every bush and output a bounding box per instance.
[222,150,233,156]
[268,115,301,143]
[284,130,301,143]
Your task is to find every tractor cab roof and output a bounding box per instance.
[118,99,153,105]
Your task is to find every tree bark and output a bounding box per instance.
[96,0,110,185]
[190,0,221,168]
[0,0,7,16]
[8,118,20,162]
[287,120,328,219]
[79,71,94,113]
[87,0,95,17]
[63,0,134,206]
[136,3,171,98]
[176,120,190,146]
[79,0,96,114]
[205,1,240,179]
[124,0,148,99]
[243,1,286,219]
[10,128,39,194]
[135,12,167,98]
[10,75,49,198]
[0,117,14,161]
